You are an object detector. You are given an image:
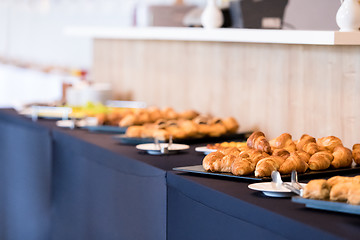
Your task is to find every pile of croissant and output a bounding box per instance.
[203,131,360,178]
[95,107,200,127]
[303,176,360,205]
[125,115,239,140]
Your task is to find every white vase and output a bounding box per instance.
[201,0,224,29]
[336,0,360,32]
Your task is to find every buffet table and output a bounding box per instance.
[1,108,360,240]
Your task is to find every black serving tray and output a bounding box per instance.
[292,196,360,215]
[82,125,127,134]
[113,132,252,145]
[173,164,360,182]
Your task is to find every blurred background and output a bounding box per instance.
[0,0,340,107]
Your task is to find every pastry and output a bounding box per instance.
[119,114,136,127]
[202,151,225,172]
[316,136,343,152]
[331,146,353,169]
[148,107,163,122]
[303,179,330,200]
[272,148,290,160]
[222,117,239,133]
[218,147,241,156]
[269,133,296,152]
[179,109,199,120]
[218,154,237,172]
[247,131,272,154]
[162,107,178,120]
[296,134,319,155]
[327,176,353,188]
[308,151,333,170]
[207,118,227,137]
[330,182,354,202]
[254,156,284,177]
[125,125,143,138]
[279,152,308,175]
[348,185,360,205]
[352,144,360,165]
[296,150,311,164]
[179,120,199,138]
[231,157,255,176]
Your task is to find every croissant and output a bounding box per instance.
[202,151,224,172]
[148,107,163,122]
[330,182,354,202]
[215,154,237,173]
[316,136,343,152]
[296,150,311,164]
[327,176,353,188]
[331,146,353,169]
[352,144,360,165]
[272,148,290,160]
[231,157,255,176]
[218,147,241,156]
[222,117,239,133]
[269,133,296,152]
[296,134,319,155]
[178,109,199,120]
[303,179,330,200]
[246,148,268,165]
[308,151,333,170]
[254,156,284,177]
[348,185,360,205]
[247,131,272,154]
[119,114,136,127]
[125,125,144,138]
[279,152,308,175]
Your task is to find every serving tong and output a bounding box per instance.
[154,135,173,154]
[271,170,304,197]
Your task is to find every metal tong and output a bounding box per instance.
[154,135,173,154]
[271,170,304,196]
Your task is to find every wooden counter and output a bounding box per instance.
[66,27,360,147]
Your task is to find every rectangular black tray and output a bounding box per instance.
[113,132,252,145]
[292,196,360,215]
[173,164,360,182]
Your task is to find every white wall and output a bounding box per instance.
[0,0,341,69]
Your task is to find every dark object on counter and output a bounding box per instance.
[229,0,289,29]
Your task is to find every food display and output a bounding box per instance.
[303,176,360,205]
[207,141,247,149]
[202,131,360,178]
[124,113,239,140]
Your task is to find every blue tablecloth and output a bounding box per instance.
[1,109,359,240]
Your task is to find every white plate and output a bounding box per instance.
[56,120,77,128]
[248,182,307,198]
[56,118,98,129]
[20,106,73,119]
[136,143,190,155]
[195,146,217,155]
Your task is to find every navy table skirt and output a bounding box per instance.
[0,109,359,240]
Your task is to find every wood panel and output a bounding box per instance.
[93,39,360,147]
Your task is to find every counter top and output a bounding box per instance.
[64,26,360,45]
